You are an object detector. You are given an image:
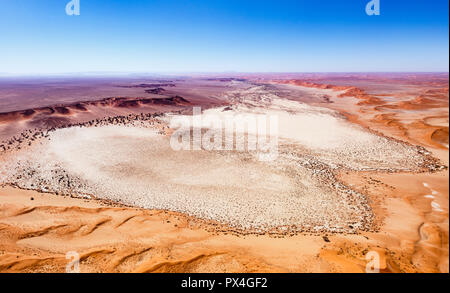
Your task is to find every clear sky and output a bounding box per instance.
[0,0,448,74]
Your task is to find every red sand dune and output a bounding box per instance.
[275,80,385,105]
[0,96,192,139]
[0,96,191,122]
[273,77,449,150]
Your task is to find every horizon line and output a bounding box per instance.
[0,71,449,78]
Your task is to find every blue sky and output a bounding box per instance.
[0,0,448,74]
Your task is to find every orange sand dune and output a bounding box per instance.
[0,76,448,273]
[0,96,191,123]
[0,168,447,273]
[271,76,448,273]
[0,96,194,141]
[274,78,449,150]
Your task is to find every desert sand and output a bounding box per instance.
[0,75,448,273]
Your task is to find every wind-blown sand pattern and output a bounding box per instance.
[0,75,448,272]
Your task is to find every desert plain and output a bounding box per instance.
[0,73,448,273]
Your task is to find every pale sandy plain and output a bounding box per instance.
[0,75,448,273]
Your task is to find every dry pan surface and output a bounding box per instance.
[0,88,441,234]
